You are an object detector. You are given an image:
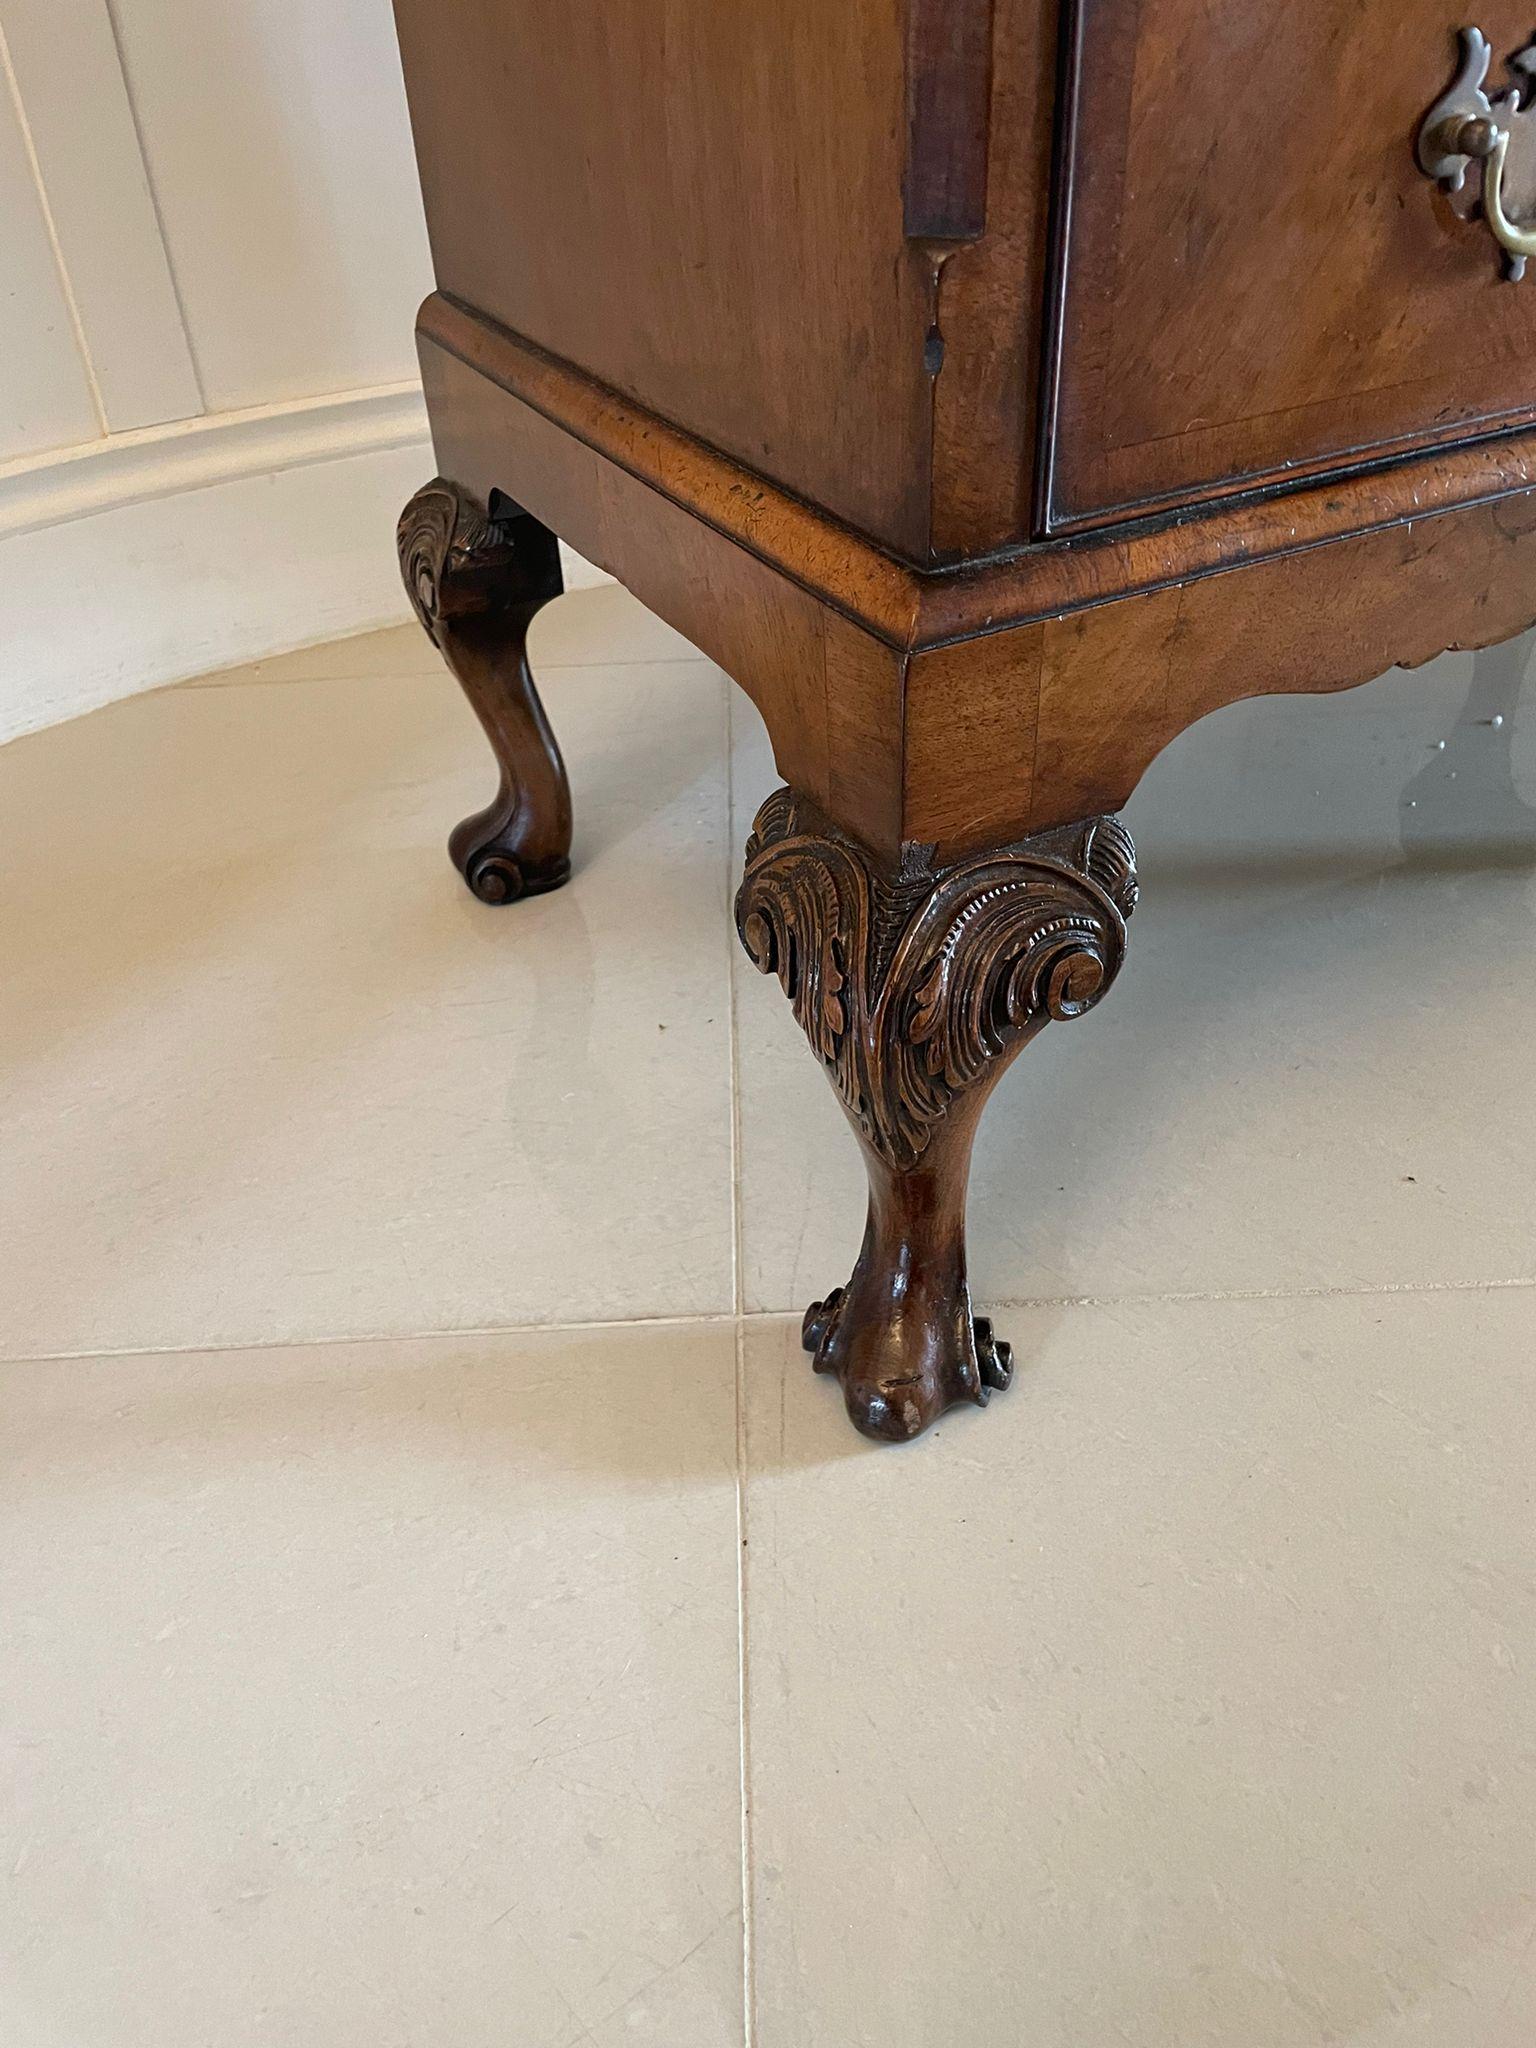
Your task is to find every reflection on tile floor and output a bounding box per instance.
[0,645,733,1356]
[4,588,1535,2045]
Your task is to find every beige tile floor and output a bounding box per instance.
[3,586,1535,2046]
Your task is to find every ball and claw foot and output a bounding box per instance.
[801,1286,1015,1442]
[739,787,1139,1446]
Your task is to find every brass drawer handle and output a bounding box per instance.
[1418,27,1536,279]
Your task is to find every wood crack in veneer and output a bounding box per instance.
[391,0,1536,1442]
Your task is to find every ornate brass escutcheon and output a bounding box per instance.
[1418,27,1536,279]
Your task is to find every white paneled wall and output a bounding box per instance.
[0,0,607,742]
[0,43,102,457]
[2,0,202,432]
[104,0,432,408]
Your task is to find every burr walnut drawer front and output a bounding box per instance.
[1040,1,1536,534]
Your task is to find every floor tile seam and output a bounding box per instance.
[11,1273,1536,1369]
[0,1309,748,1369]
[173,653,718,693]
[732,1315,755,2048]
[723,677,756,2048]
[977,1273,1536,1313]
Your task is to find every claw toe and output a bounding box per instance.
[801,1288,844,1359]
[975,1318,1014,1394]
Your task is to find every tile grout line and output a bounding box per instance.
[723,676,757,2048]
[3,1312,745,1367]
[733,1323,755,2048]
[14,1273,1536,1369]
[724,673,745,1327]
[175,652,720,693]
[980,1273,1536,1312]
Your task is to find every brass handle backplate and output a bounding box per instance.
[1418,28,1536,279]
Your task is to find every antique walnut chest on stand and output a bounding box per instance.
[390,3,1536,1442]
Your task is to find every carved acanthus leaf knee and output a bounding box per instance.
[736,789,1138,1172]
[736,787,1137,1442]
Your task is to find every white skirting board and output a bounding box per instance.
[0,382,611,744]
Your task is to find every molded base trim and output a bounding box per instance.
[421,290,1536,652]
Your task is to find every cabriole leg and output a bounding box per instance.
[398,479,571,904]
[736,789,1138,1444]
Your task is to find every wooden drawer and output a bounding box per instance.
[1040,1,1536,532]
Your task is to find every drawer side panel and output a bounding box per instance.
[394,0,935,555]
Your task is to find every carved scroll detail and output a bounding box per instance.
[397,481,535,642]
[736,791,1138,1173]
